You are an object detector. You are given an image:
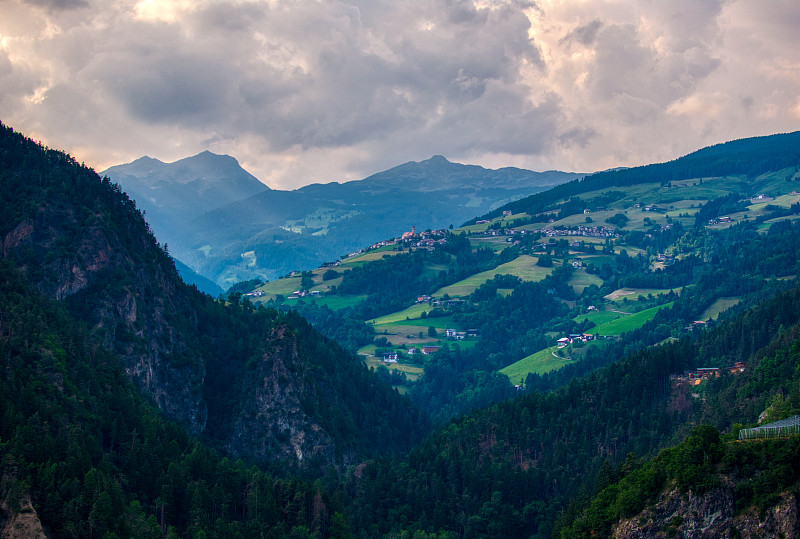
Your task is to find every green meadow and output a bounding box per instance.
[500,346,573,383]
[573,310,626,326]
[590,302,674,336]
[700,297,741,321]
[604,287,681,302]
[433,255,553,297]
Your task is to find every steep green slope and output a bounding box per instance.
[0,121,428,473]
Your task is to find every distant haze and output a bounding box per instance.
[1,0,798,189]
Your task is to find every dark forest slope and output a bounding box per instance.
[0,258,354,537]
[0,121,427,474]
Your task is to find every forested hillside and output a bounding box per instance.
[0,122,427,475]
[334,283,800,538]
[0,259,351,537]
[239,131,800,537]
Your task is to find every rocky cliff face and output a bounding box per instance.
[0,496,47,539]
[226,325,340,469]
[614,482,799,539]
[1,201,208,435]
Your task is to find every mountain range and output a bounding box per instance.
[3,121,800,537]
[102,153,582,288]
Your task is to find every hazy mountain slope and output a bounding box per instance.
[100,151,270,251]
[0,121,428,472]
[104,153,582,286]
[173,257,224,296]
[304,154,579,193]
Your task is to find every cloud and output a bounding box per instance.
[0,0,798,188]
[22,0,88,11]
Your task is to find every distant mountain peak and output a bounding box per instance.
[423,155,451,165]
[131,155,165,165]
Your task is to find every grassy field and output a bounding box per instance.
[340,248,403,267]
[433,255,553,297]
[467,236,514,252]
[568,270,603,294]
[363,357,424,381]
[500,346,573,383]
[604,287,682,301]
[379,316,458,330]
[573,310,625,325]
[700,297,741,321]
[591,302,674,336]
[255,276,303,297]
[369,303,431,325]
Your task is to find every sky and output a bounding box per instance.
[1,0,798,190]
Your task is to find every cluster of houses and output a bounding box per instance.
[684,320,707,332]
[671,362,746,386]
[538,225,618,239]
[445,328,467,340]
[632,203,665,212]
[380,330,479,363]
[383,345,442,362]
[557,333,597,347]
[288,290,321,300]
[707,216,734,225]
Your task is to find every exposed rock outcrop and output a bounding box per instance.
[227,325,339,469]
[0,496,47,539]
[2,202,207,435]
[614,483,799,539]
